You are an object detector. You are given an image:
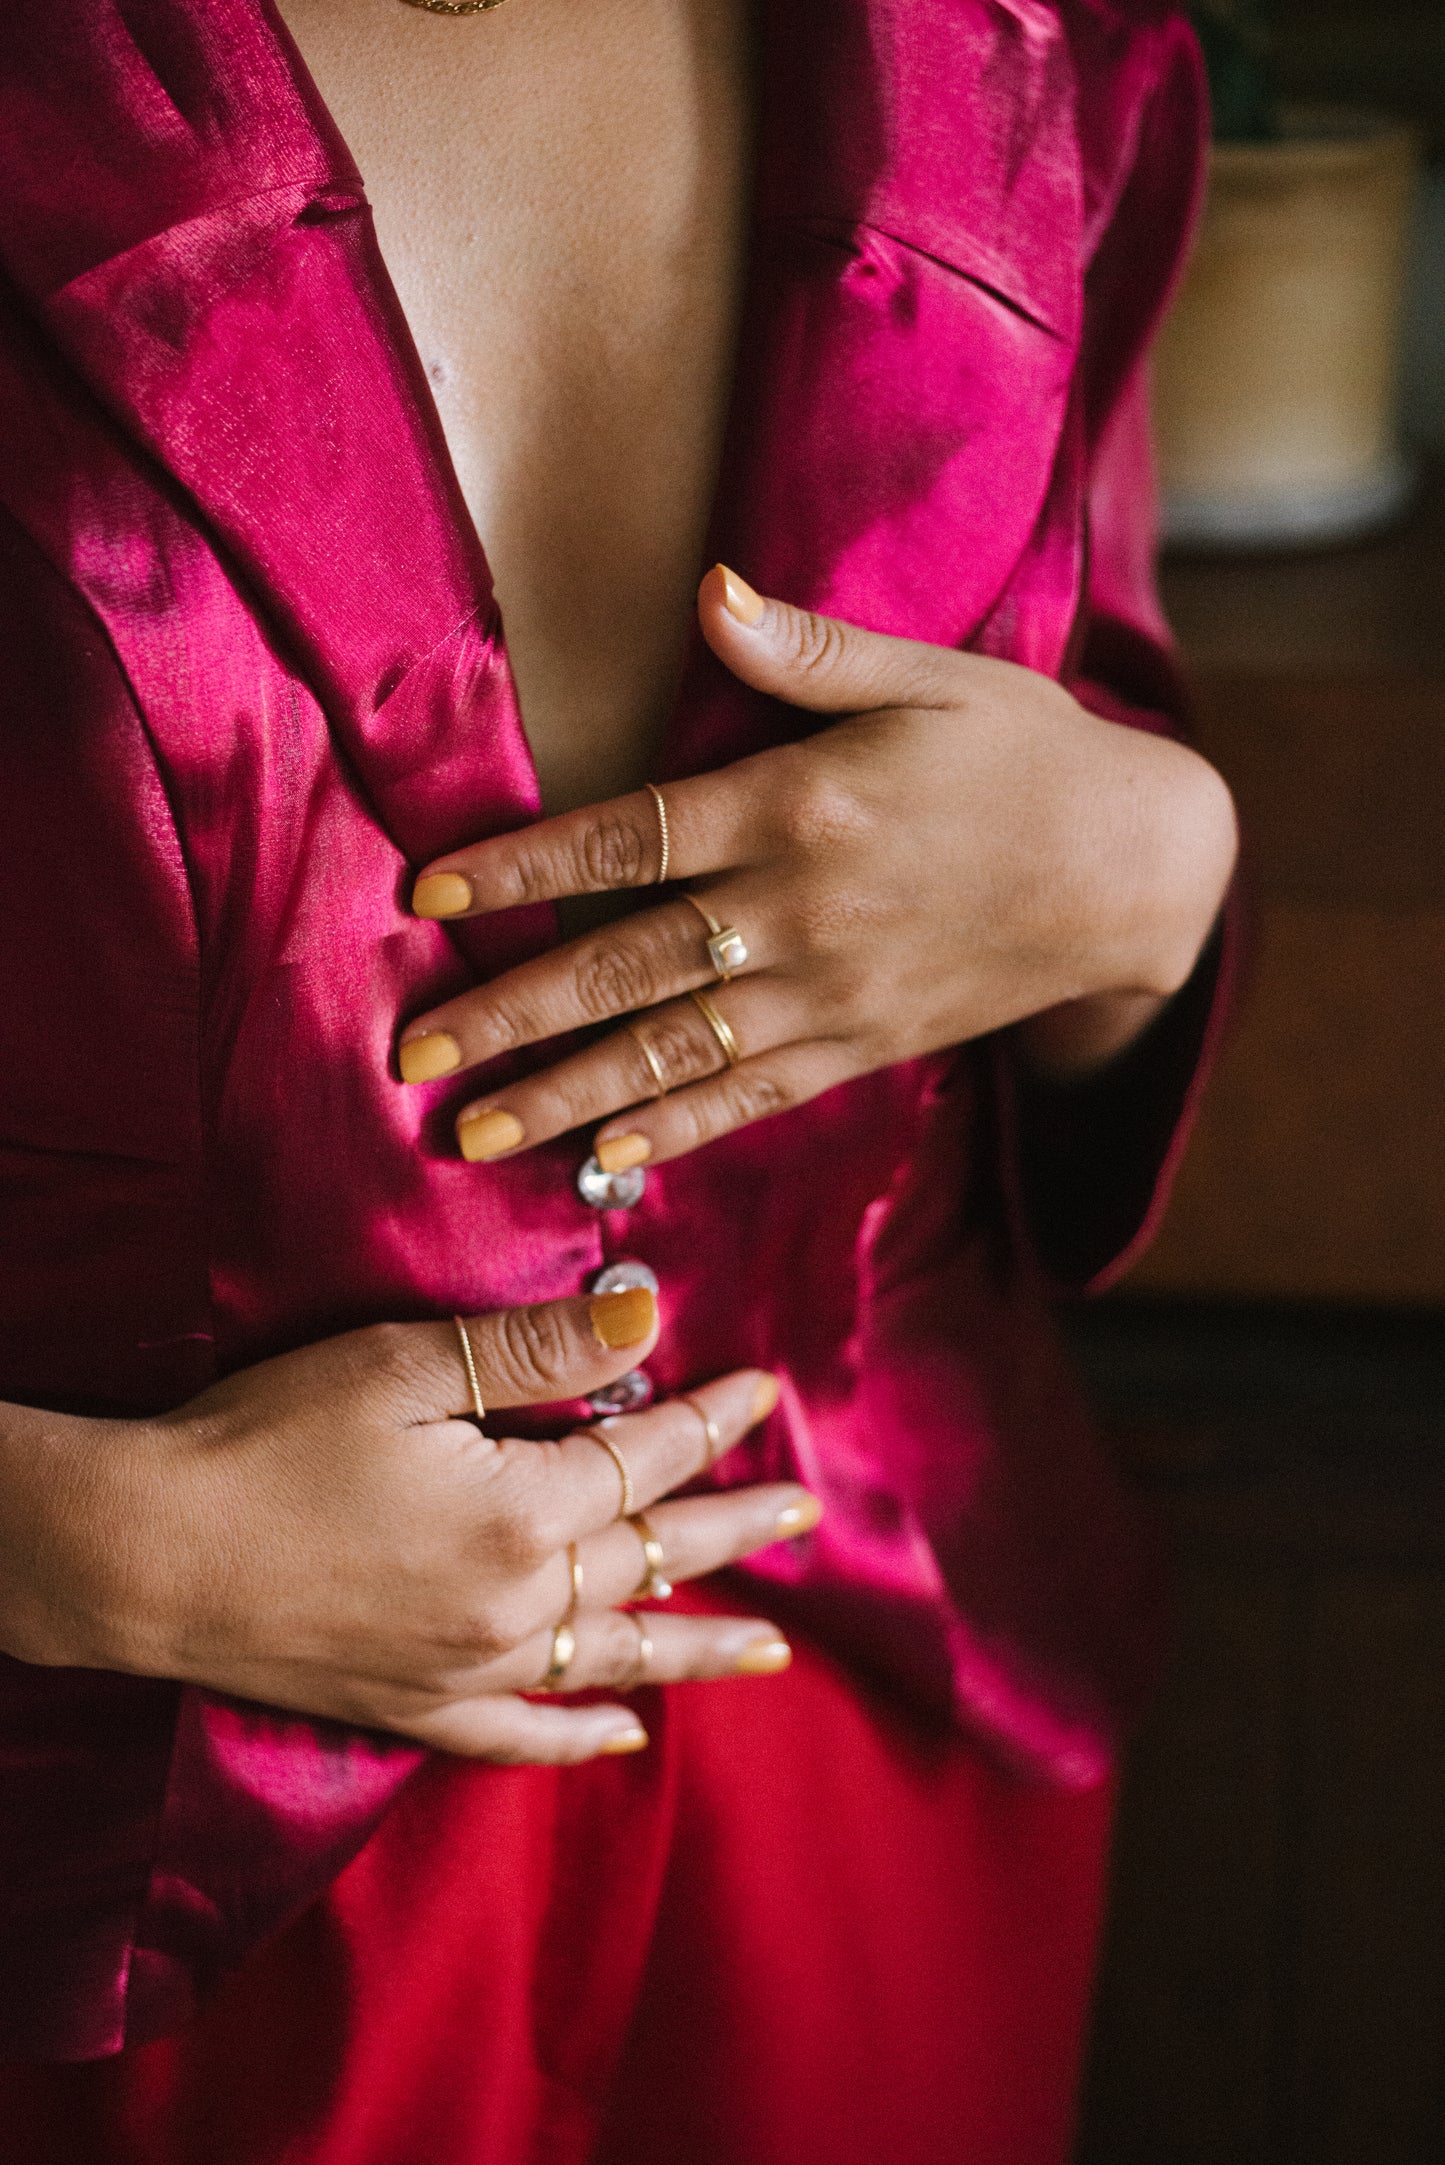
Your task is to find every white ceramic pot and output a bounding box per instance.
[1153,108,1421,550]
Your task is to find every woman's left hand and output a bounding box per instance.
[397,566,1237,1170]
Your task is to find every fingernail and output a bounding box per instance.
[717,563,766,627]
[398,1031,461,1084]
[734,1634,792,1676]
[589,1285,657,1349]
[596,1132,653,1176]
[597,1723,649,1755]
[751,1371,781,1423]
[413,871,474,919]
[775,1491,822,1537]
[457,1108,525,1162]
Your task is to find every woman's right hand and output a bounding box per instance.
[0,1287,813,1762]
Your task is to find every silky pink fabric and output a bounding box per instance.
[0,0,1223,2062]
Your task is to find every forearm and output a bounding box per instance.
[0,1399,154,1670]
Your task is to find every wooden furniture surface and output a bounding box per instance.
[1074,1307,1445,2165]
[1125,461,1445,1303]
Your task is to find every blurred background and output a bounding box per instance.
[1071,5,1445,2160]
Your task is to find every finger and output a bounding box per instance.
[493,1607,793,1696]
[391,1692,652,1763]
[573,1481,821,1611]
[533,1367,779,1549]
[397,891,778,1090]
[440,978,804,1164]
[373,1288,661,1426]
[696,563,958,717]
[593,1035,859,1169]
[410,767,760,921]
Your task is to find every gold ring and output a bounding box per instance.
[562,1541,583,1624]
[620,1610,654,1689]
[453,1315,486,1423]
[627,1025,670,1101]
[628,1512,673,1601]
[645,783,670,885]
[582,1424,635,1519]
[678,1393,723,1466]
[689,990,742,1069]
[540,1620,577,1690]
[681,893,749,981]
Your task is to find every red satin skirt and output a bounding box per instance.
[4,1598,1114,2165]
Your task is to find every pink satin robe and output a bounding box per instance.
[0,0,1228,2064]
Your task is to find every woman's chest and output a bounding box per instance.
[276,0,752,815]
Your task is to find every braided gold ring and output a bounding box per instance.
[645,782,670,885]
[583,1424,635,1519]
[453,1314,486,1423]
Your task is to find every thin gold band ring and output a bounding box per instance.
[627,1026,670,1100]
[678,1393,723,1466]
[539,1621,577,1690]
[621,1611,654,1689]
[689,990,742,1069]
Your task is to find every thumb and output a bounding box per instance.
[696,563,953,715]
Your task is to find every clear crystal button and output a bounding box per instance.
[588,1368,654,1417]
[589,1260,660,1297]
[577,1154,646,1210]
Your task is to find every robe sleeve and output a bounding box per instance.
[996,16,1242,1293]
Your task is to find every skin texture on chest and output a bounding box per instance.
[275,0,752,816]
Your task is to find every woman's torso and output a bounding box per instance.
[276,0,752,817]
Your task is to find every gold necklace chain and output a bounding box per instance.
[398,0,510,13]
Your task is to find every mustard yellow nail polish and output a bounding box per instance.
[775,1492,823,1538]
[413,871,474,919]
[457,1108,525,1162]
[717,563,765,627]
[734,1635,792,1676]
[589,1285,657,1349]
[751,1371,781,1423]
[597,1724,649,1755]
[596,1132,652,1176]
[398,1031,461,1084]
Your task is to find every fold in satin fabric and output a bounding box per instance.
[0,0,1225,2060]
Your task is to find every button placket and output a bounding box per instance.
[576,1158,656,1415]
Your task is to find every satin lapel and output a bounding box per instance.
[666,0,1085,779]
[0,0,544,973]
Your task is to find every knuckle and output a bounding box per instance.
[486,1493,554,1578]
[500,845,558,909]
[575,939,658,1022]
[780,606,846,681]
[580,816,647,891]
[724,1068,798,1127]
[780,767,869,859]
[649,1015,711,1085]
[494,1300,578,1398]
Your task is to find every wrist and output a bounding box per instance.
[0,1404,180,1672]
